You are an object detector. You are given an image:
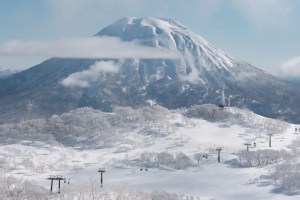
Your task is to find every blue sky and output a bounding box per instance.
[0,0,300,77]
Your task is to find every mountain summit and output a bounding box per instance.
[97,17,238,79]
[0,17,299,123]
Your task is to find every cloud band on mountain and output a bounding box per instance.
[61,61,119,88]
[280,56,300,78]
[0,36,178,59]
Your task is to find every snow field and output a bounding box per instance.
[1,109,299,199]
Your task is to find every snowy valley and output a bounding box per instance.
[1,105,300,199]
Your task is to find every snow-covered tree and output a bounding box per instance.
[194,153,203,166]
[175,152,192,170]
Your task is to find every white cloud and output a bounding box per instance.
[232,0,298,27]
[0,36,178,59]
[234,71,257,82]
[279,56,300,78]
[61,61,119,88]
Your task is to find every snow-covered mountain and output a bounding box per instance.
[0,17,299,123]
[284,77,300,85]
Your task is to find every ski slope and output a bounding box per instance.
[0,107,299,199]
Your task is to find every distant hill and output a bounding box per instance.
[283,77,300,85]
[0,68,18,79]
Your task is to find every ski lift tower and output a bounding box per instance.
[216,147,222,163]
[267,133,273,147]
[98,168,106,187]
[47,175,65,194]
[244,142,251,152]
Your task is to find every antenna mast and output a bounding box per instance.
[219,87,226,108]
[25,100,34,120]
[221,88,225,106]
